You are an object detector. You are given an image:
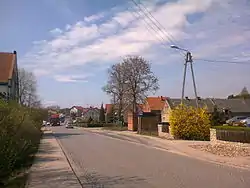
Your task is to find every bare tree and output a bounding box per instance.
[122,56,159,113]
[103,63,128,120]
[18,68,40,107]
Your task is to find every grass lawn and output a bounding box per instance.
[211,125,250,131]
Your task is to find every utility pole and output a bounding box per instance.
[171,45,199,108]
[181,55,188,105]
[188,52,199,108]
[182,52,199,107]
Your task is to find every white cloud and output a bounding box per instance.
[84,13,105,22]
[54,74,93,82]
[21,0,250,97]
[50,28,63,35]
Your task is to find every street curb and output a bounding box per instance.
[50,130,83,187]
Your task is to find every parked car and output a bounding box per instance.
[65,119,74,129]
[226,116,247,125]
[240,117,250,127]
[42,120,46,126]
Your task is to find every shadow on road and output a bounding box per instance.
[53,132,84,139]
[28,168,79,187]
[95,132,150,145]
[79,171,147,188]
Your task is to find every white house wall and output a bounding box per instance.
[0,85,7,93]
[82,109,100,121]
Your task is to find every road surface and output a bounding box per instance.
[52,126,250,188]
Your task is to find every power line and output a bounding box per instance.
[129,1,250,66]
[194,58,250,65]
[127,4,171,50]
[137,1,184,48]
[129,0,186,56]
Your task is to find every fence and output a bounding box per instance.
[210,128,250,143]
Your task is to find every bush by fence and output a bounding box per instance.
[169,104,211,141]
[0,99,47,185]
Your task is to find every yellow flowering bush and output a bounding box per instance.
[169,104,211,140]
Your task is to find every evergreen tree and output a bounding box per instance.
[99,103,105,123]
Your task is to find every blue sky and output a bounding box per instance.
[1,0,250,108]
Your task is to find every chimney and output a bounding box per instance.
[13,50,17,54]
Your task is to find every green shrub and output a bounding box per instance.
[0,99,46,184]
[169,104,211,140]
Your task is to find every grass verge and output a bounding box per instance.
[211,125,250,131]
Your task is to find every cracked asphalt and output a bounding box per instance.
[52,126,250,188]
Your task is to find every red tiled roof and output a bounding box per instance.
[145,96,167,111]
[0,52,16,82]
[72,106,84,111]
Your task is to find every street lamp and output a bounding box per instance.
[170,45,189,52]
[170,45,199,107]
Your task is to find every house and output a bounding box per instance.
[0,51,19,102]
[161,97,250,123]
[70,106,84,117]
[81,107,100,122]
[161,98,215,123]
[127,96,167,132]
[210,98,250,117]
[143,96,167,122]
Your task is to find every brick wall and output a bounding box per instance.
[127,111,138,131]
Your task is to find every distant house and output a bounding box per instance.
[143,96,167,122]
[126,96,167,131]
[161,98,215,123]
[161,97,250,123]
[70,106,84,117]
[82,107,100,122]
[0,51,19,102]
[210,98,250,118]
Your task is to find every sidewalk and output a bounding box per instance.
[84,128,250,170]
[26,130,81,188]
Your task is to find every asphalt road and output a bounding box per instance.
[52,126,250,188]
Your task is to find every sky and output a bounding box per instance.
[1,0,250,108]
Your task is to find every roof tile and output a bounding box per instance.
[0,52,16,82]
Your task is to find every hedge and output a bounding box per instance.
[0,99,47,186]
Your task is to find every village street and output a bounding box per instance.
[51,126,250,188]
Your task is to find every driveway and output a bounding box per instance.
[52,126,250,188]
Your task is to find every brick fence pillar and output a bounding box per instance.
[210,128,217,143]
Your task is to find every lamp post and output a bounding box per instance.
[170,45,199,107]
